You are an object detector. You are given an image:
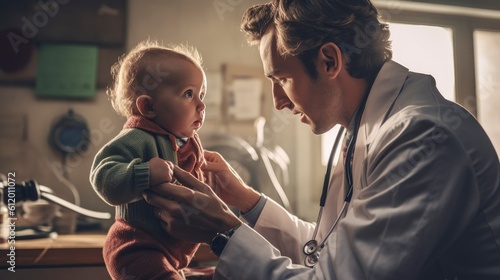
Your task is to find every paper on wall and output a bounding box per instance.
[205,71,223,120]
[228,78,262,120]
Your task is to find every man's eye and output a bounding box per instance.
[200,92,205,100]
[275,78,286,86]
[184,90,193,98]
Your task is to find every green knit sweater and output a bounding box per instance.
[90,128,177,239]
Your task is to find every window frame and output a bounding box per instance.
[377,7,500,116]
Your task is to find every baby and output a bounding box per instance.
[90,40,207,279]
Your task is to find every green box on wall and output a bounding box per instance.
[35,44,98,99]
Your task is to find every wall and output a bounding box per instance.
[127,0,265,70]
[0,87,123,228]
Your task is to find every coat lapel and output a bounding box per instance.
[352,61,409,191]
[320,61,410,236]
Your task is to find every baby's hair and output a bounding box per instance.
[107,39,203,117]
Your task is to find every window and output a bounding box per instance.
[388,23,455,101]
[474,30,500,155]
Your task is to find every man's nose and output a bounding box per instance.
[272,83,291,111]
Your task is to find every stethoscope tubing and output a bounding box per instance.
[319,126,346,207]
[309,126,345,243]
[319,198,349,250]
[303,128,351,267]
[303,93,369,268]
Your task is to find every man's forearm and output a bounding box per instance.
[236,187,262,214]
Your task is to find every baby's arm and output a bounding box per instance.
[90,153,147,205]
[90,131,173,205]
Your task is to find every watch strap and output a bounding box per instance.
[210,223,241,257]
[224,223,241,238]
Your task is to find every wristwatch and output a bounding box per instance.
[210,224,241,257]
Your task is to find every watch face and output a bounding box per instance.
[211,234,229,256]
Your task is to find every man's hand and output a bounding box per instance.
[144,165,241,244]
[203,150,261,213]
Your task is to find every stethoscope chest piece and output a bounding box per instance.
[304,251,320,268]
[303,239,318,255]
[303,239,321,267]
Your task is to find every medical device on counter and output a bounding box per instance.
[0,175,111,240]
[0,110,110,240]
[0,177,111,220]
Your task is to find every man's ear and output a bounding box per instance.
[318,42,343,79]
[136,95,156,118]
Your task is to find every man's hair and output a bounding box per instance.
[241,3,274,46]
[241,0,392,80]
[107,40,203,117]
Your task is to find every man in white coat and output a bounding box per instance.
[144,0,500,279]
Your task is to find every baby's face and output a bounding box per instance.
[152,58,206,138]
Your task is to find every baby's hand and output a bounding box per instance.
[149,157,174,186]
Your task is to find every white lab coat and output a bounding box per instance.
[214,61,500,280]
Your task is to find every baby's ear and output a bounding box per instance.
[136,95,156,118]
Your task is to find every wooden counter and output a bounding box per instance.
[0,231,217,268]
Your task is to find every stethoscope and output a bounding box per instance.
[302,95,368,268]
